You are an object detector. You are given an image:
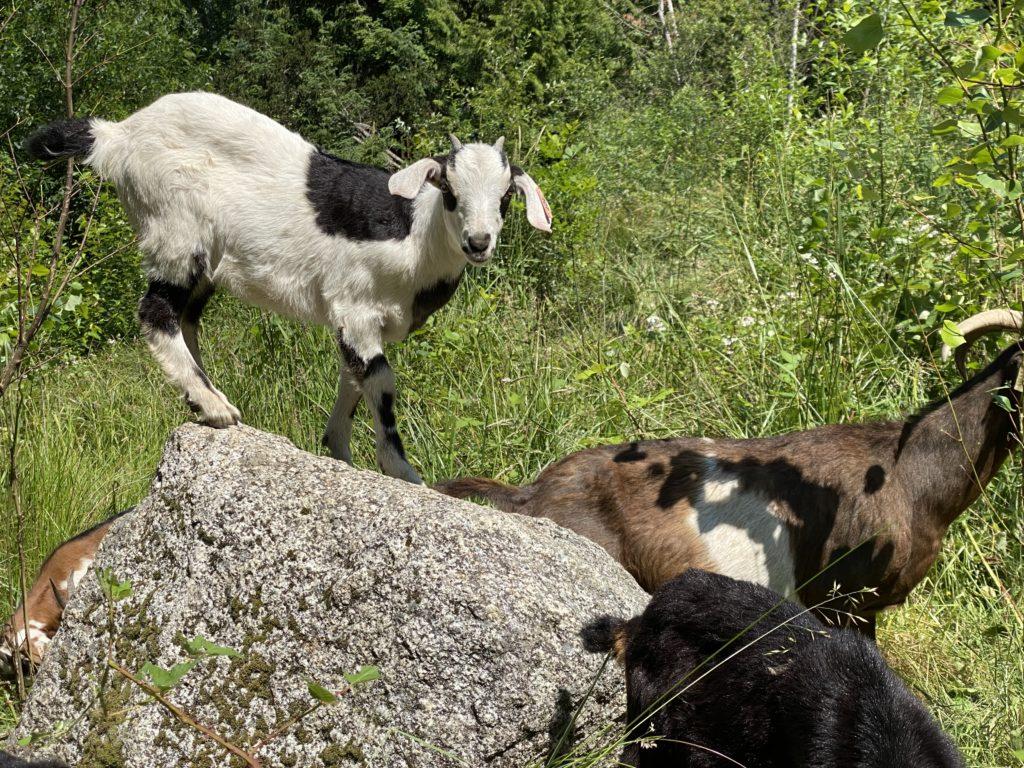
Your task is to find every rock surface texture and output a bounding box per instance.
[9,424,646,767]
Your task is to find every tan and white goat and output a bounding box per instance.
[1,510,128,674]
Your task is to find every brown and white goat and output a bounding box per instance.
[1,509,128,674]
[436,311,1024,637]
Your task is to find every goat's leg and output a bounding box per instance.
[338,328,422,484]
[180,276,215,371]
[139,278,240,427]
[323,364,362,463]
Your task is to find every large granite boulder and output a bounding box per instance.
[9,424,646,767]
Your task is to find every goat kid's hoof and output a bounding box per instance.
[395,466,424,485]
[187,389,242,428]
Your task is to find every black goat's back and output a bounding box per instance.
[616,569,965,768]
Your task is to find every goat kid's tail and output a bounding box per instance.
[580,615,634,663]
[25,118,96,161]
[432,476,532,514]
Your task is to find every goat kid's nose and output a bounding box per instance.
[466,233,491,253]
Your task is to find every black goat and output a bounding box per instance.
[582,568,966,767]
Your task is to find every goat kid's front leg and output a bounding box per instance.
[323,366,362,464]
[139,277,240,427]
[338,329,422,484]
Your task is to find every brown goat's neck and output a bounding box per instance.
[897,346,1020,527]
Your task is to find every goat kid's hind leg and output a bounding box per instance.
[339,331,422,484]
[139,277,240,427]
[323,363,362,463]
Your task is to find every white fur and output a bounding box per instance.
[69,557,94,593]
[79,93,550,482]
[693,458,796,597]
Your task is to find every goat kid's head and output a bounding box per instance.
[0,616,47,678]
[388,135,552,265]
[0,581,65,677]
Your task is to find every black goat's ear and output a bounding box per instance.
[581,614,626,657]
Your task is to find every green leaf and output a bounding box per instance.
[936,86,963,106]
[944,8,990,25]
[939,320,965,350]
[182,635,240,658]
[957,120,982,138]
[97,568,132,602]
[574,363,606,381]
[993,393,1013,412]
[142,661,196,691]
[307,681,340,704]
[1010,748,1024,763]
[977,173,1008,196]
[934,303,957,312]
[842,14,884,53]
[343,665,381,687]
[29,264,50,277]
[1001,135,1024,147]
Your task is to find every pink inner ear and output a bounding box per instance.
[536,186,552,223]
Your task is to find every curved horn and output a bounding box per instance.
[940,308,1024,379]
[449,134,463,153]
[493,136,505,153]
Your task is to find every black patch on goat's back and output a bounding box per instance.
[410,276,462,332]
[863,464,886,494]
[613,443,647,463]
[25,118,94,160]
[308,149,413,241]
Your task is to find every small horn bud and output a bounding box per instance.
[493,136,505,153]
[449,134,463,152]
[49,578,67,610]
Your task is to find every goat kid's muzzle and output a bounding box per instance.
[462,232,495,265]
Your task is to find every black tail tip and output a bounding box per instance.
[24,118,94,161]
[581,615,623,654]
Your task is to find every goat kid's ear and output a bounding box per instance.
[511,167,552,233]
[388,157,443,199]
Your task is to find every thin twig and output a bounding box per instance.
[107,658,263,768]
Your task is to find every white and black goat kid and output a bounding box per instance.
[26,93,551,483]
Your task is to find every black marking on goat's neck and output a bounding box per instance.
[898,343,1022,523]
[308,149,413,241]
[410,275,463,332]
